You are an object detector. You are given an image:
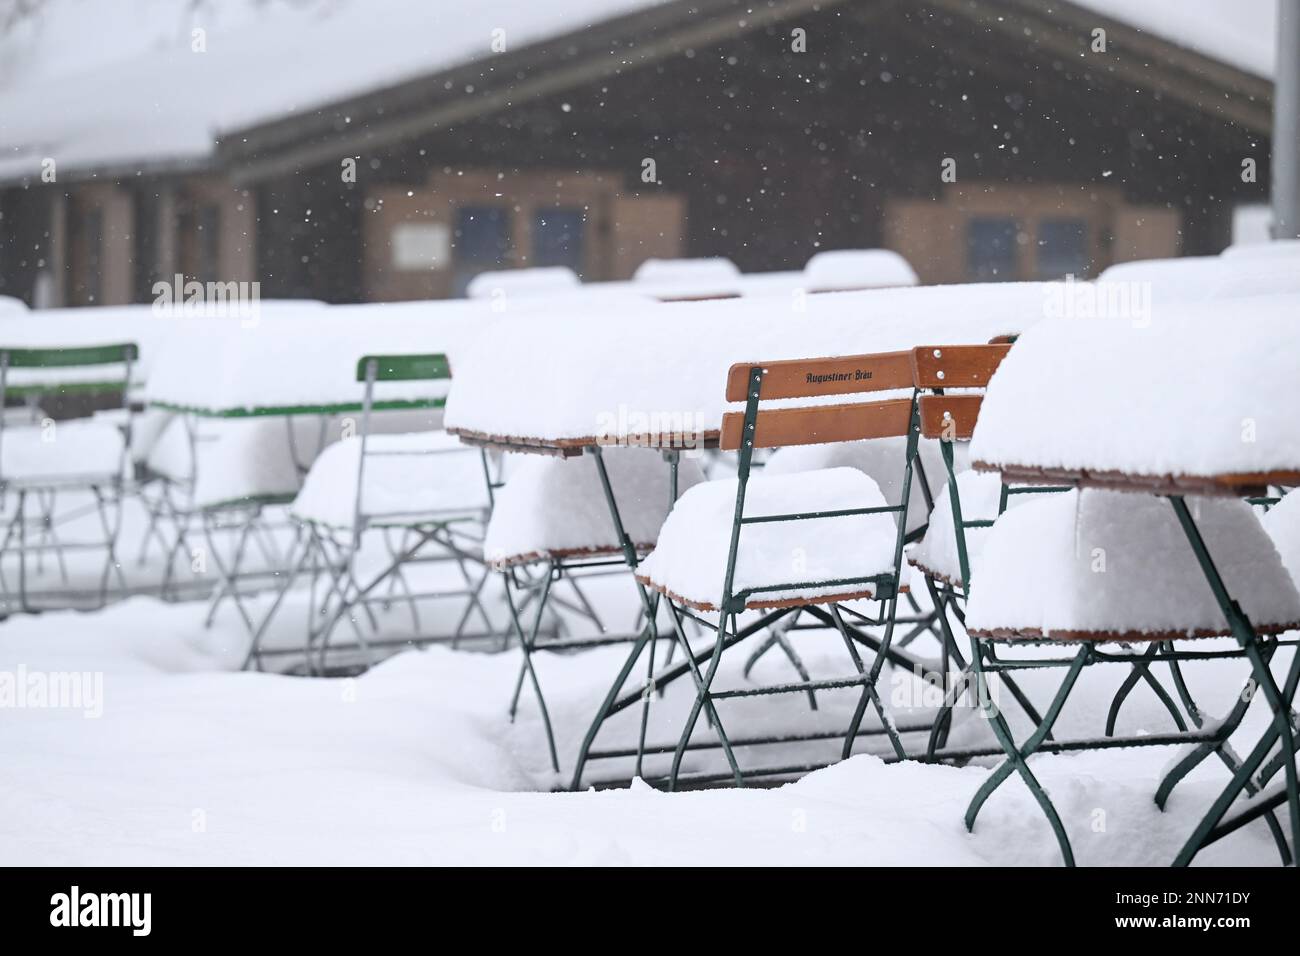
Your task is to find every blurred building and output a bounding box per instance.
[0,0,1277,305]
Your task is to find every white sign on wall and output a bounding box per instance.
[392,222,451,271]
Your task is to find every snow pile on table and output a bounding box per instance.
[969,296,1300,482]
[765,437,953,534]
[1221,239,1300,261]
[803,249,919,290]
[466,267,580,300]
[632,257,743,299]
[638,466,898,609]
[964,489,1300,639]
[1097,255,1300,305]
[484,447,703,567]
[1262,490,1300,591]
[1,420,125,483]
[445,280,1057,443]
[292,431,489,529]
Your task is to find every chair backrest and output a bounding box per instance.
[720,350,917,452]
[910,343,1010,441]
[348,353,487,536]
[0,343,140,487]
[713,350,924,612]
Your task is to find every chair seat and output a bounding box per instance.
[484,446,704,568]
[1,420,125,487]
[908,469,1006,585]
[637,466,900,611]
[965,488,1300,642]
[291,431,489,529]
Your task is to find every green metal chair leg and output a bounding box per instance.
[668,609,743,790]
[1104,643,1190,737]
[965,644,1088,865]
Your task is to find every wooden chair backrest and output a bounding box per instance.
[720,350,917,451]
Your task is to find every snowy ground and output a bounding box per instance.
[0,529,1290,865]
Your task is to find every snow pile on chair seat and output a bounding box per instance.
[964,489,1300,640]
[146,416,319,509]
[445,280,1054,443]
[910,469,1008,585]
[802,249,918,290]
[1261,490,1300,591]
[0,295,27,314]
[632,257,742,298]
[1,420,124,484]
[765,437,954,534]
[466,267,579,300]
[969,297,1300,483]
[291,431,489,529]
[638,467,898,610]
[484,447,704,567]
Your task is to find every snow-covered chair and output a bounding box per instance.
[0,343,137,612]
[483,446,705,773]
[248,354,491,673]
[957,311,1300,867]
[634,347,934,788]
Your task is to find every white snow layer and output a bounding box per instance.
[632,257,743,298]
[1,420,125,483]
[910,469,1009,585]
[291,431,490,529]
[466,267,581,300]
[483,446,703,567]
[445,280,1058,442]
[1221,239,1300,261]
[968,295,1300,481]
[0,0,660,178]
[964,489,1300,638]
[802,249,919,290]
[638,466,899,608]
[1262,490,1300,592]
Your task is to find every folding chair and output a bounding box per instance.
[635,349,939,789]
[483,446,705,774]
[0,344,137,612]
[247,353,492,674]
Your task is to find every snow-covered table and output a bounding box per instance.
[963,295,1300,866]
[444,281,1058,451]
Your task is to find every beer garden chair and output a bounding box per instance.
[948,315,1300,867]
[245,353,493,674]
[630,348,946,789]
[0,343,138,612]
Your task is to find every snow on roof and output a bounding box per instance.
[968,294,1300,483]
[0,0,659,179]
[1069,0,1276,78]
[0,0,1274,181]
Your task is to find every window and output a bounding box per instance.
[966,217,1018,281]
[532,207,586,275]
[453,206,511,296]
[1036,218,1089,278]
